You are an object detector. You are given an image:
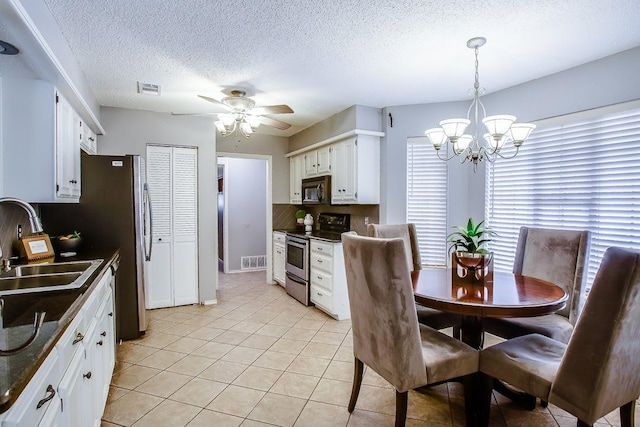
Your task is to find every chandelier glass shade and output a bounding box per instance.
[214,113,261,138]
[425,37,536,170]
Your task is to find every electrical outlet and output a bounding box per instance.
[364,217,369,225]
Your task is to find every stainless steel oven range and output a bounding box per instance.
[285,213,350,306]
[285,234,311,305]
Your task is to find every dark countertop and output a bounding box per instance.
[277,228,345,243]
[0,248,119,414]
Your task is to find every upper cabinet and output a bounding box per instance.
[0,77,82,202]
[303,146,331,178]
[287,130,383,206]
[330,135,380,204]
[289,155,304,204]
[56,91,82,199]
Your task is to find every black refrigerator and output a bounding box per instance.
[42,152,152,340]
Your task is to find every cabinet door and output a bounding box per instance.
[316,146,331,175]
[58,347,91,427]
[289,156,303,204]
[304,151,318,177]
[172,147,198,305]
[273,243,285,285]
[331,139,357,203]
[55,92,81,198]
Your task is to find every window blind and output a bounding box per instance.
[486,107,640,289]
[407,137,448,266]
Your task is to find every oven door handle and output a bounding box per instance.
[286,271,307,285]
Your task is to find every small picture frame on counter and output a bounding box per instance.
[18,234,55,261]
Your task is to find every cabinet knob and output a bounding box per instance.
[317,259,323,263]
[36,385,56,409]
[83,371,92,379]
[97,340,103,346]
[317,276,322,280]
[108,312,113,317]
[72,332,85,345]
[317,292,323,296]
[101,331,107,337]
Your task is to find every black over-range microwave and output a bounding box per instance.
[302,175,331,205]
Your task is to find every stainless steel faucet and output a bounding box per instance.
[0,197,44,259]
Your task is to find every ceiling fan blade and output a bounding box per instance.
[197,95,234,111]
[259,116,292,130]
[171,112,218,117]
[251,105,294,115]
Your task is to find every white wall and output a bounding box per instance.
[217,133,289,203]
[379,45,640,230]
[97,107,218,302]
[220,157,268,271]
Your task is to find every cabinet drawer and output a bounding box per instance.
[310,252,332,273]
[273,232,286,244]
[55,313,85,375]
[2,349,61,427]
[310,285,334,312]
[311,240,333,256]
[310,268,333,290]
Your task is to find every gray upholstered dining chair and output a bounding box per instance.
[366,223,462,332]
[341,232,479,427]
[483,226,591,344]
[478,246,640,427]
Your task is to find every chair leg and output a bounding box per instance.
[477,373,494,427]
[453,326,461,340]
[620,400,636,427]
[395,390,408,427]
[348,357,364,413]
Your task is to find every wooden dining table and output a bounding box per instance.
[413,267,568,349]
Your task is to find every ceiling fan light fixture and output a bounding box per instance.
[245,115,261,132]
[240,121,254,135]
[214,120,226,134]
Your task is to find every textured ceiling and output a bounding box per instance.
[33,0,640,136]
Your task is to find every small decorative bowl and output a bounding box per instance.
[54,236,82,253]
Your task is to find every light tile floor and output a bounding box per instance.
[102,271,637,427]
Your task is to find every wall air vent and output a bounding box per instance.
[137,82,161,96]
[241,255,267,271]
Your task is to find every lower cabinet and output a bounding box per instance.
[309,240,350,320]
[273,232,286,286]
[1,266,116,426]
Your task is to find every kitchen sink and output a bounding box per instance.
[0,259,103,296]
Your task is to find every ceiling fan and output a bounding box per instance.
[180,89,293,138]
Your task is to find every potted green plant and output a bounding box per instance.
[295,209,306,226]
[448,218,496,283]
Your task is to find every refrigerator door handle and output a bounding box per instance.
[144,183,153,261]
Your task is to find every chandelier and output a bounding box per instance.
[424,37,536,171]
[214,113,261,138]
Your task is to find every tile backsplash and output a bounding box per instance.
[272,203,379,235]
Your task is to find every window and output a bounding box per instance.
[486,105,640,289]
[407,137,448,266]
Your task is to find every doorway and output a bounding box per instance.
[217,154,273,281]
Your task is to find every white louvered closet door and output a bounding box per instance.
[146,145,198,309]
[172,147,198,306]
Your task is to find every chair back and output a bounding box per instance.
[341,232,427,392]
[549,247,640,424]
[513,227,590,323]
[367,223,422,272]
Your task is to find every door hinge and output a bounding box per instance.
[55,94,59,103]
[56,184,59,192]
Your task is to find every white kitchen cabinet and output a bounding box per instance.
[330,135,380,204]
[0,265,115,427]
[55,92,82,198]
[146,145,199,309]
[0,77,81,202]
[309,239,350,320]
[289,155,303,204]
[273,231,286,286]
[303,146,331,178]
[0,348,62,427]
[80,122,97,155]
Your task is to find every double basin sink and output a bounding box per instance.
[0,259,103,296]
